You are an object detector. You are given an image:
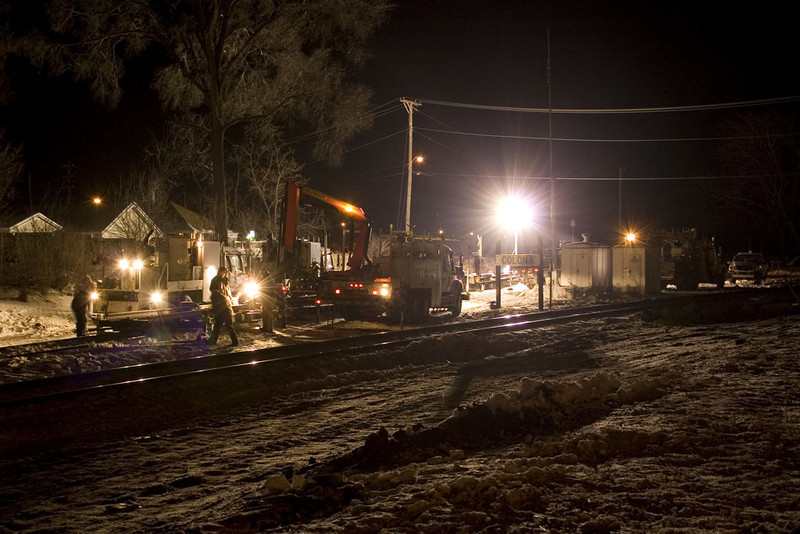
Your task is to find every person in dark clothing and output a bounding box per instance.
[208,267,238,346]
[71,275,96,337]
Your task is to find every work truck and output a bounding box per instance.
[282,183,463,322]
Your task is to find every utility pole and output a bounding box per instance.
[547,28,556,311]
[618,166,624,236]
[401,98,420,233]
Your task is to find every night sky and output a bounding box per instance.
[3,1,799,252]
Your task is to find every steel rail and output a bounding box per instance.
[0,289,773,408]
[0,298,674,407]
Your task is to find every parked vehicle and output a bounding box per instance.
[728,252,768,283]
[282,183,462,322]
[658,229,725,289]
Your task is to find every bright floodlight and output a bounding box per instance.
[625,232,636,244]
[243,281,260,299]
[497,196,533,230]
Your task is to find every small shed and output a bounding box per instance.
[560,234,611,290]
[612,244,661,294]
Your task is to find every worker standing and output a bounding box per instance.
[71,275,96,337]
[208,267,239,346]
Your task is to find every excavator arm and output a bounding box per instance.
[281,182,371,270]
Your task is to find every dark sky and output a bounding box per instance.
[308,1,800,250]
[3,1,800,251]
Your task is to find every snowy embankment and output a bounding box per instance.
[0,290,75,347]
[236,305,800,534]
[1,284,798,533]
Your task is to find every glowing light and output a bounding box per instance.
[414,155,424,163]
[150,291,163,304]
[92,197,102,205]
[625,232,636,244]
[379,286,390,297]
[497,194,535,254]
[344,205,354,213]
[497,196,534,230]
[243,281,260,299]
[133,259,143,270]
[118,259,130,270]
[90,291,99,300]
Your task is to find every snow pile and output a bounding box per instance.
[226,372,667,531]
[0,291,75,346]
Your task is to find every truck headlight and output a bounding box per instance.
[243,281,260,300]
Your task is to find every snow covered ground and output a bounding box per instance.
[0,288,76,347]
[1,284,799,533]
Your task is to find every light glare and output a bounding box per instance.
[497,196,533,230]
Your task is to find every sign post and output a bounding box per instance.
[494,240,502,308]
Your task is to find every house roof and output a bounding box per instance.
[101,202,163,241]
[3,212,63,233]
[171,202,215,234]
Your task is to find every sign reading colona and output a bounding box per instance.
[498,254,539,267]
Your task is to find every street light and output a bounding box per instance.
[496,195,533,254]
[404,155,424,232]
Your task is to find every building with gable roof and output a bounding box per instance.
[2,212,63,234]
[100,202,163,242]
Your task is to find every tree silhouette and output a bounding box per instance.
[712,112,800,256]
[14,0,388,243]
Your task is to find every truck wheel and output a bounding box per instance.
[450,282,463,317]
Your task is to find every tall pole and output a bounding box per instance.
[547,28,556,311]
[618,166,623,236]
[401,98,420,233]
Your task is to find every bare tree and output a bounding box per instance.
[231,134,302,238]
[712,112,800,255]
[111,124,211,231]
[0,131,23,215]
[20,0,389,244]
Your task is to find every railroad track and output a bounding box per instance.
[0,293,724,407]
[1,287,796,457]
[3,286,795,410]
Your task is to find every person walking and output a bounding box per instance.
[71,275,96,337]
[208,267,239,346]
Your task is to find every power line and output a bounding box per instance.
[415,126,798,144]
[286,100,403,145]
[418,171,793,182]
[415,95,800,114]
